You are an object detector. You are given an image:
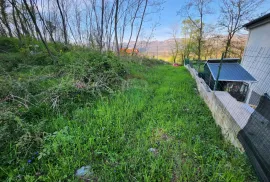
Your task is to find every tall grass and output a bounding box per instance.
[0,38,256,181]
[1,62,257,181]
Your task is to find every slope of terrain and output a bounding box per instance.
[1,47,257,180]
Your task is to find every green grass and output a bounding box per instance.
[1,64,257,181]
[191,61,205,73]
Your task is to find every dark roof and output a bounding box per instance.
[207,63,257,82]
[243,13,270,28]
[207,58,240,63]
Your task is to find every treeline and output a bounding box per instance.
[0,0,162,55]
[171,0,266,62]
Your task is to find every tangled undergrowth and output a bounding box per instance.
[0,38,166,181]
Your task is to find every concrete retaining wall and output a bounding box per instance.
[186,65,244,150]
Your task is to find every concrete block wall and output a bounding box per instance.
[186,65,244,150]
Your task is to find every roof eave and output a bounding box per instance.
[206,63,217,80]
[243,13,270,29]
[215,79,258,82]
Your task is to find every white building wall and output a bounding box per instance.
[242,22,270,105]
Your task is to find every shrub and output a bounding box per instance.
[0,53,23,71]
[0,78,12,99]
[0,43,171,181]
[0,50,129,164]
[49,42,71,53]
[0,37,19,53]
[28,53,54,65]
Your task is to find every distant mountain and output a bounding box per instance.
[123,38,184,58]
[124,35,248,60]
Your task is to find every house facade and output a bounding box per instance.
[242,13,270,105]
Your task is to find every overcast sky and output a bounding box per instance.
[147,0,270,41]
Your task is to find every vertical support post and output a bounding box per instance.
[214,53,225,91]
[185,58,190,65]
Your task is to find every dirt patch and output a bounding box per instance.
[151,128,172,143]
[125,74,145,80]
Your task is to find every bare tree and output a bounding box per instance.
[11,0,21,41]
[56,0,68,45]
[83,0,94,47]
[228,34,246,59]
[114,0,120,55]
[133,0,148,55]
[100,0,105,51]
[10,0,30,36]
[219,0,264,58]
[170,24,181,63]
[33,0,56,43]
[181,19,199,59]
[105,1,116,50]
[22,0,53,58]
[126,0,142,50]
[73,1,82,44]
[119,0,130,49]
[22,1,37,38]
[0,21,6,36]
[0,0,13,37]
[0,0,162,56]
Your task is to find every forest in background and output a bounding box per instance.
[0,0,267,63]
[0,0,163,55]
[133,34,247,62]
[169,0,266,63]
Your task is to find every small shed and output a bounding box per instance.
[203,58,257,102]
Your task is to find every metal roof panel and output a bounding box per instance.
[207,63,257,82]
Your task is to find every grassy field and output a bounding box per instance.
[1,59,257,181]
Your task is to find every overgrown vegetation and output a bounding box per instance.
[0,38,256,181]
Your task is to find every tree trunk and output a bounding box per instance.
[224,33,233,58]
[11,0,21,42]
[0,21,7,36]
[22,6,36,38]
[100,0,105,52]
[126,0,141,50]
[133,0,148,56]
[120,14,127,49]
[107,2,115,51]
[14,3,29,36]
[22,0,54,60]
[56,0,68,45]
[0,0,13,37]
[114,0,119,55]
[198,10,203,61]
[33,1,56,44]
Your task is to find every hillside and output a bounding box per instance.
[0,38,257,181]
[126,35,248,61]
